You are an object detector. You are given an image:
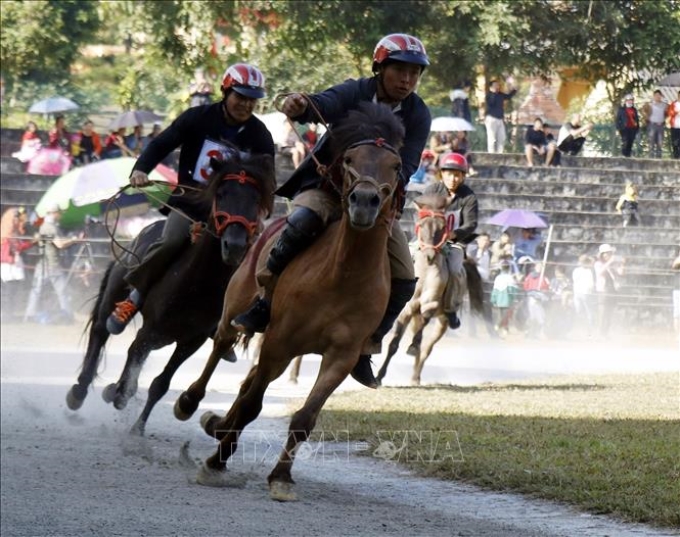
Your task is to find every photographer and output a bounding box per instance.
[24,204,80,324]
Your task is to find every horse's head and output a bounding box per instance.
[330,103,405,230]
[196,150,275,266]
[413,194,449,264]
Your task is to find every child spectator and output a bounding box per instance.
[11,121,42,163]
[615,181,640,227]
[73,120,102,166]
[572,254,595,336]
[491,260,519,338]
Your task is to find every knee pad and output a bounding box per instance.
[286,207,325,238]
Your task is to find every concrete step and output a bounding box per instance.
[471,152,680,172]
[0,141,23,158]
[1,156,29,174]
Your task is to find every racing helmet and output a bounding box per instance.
[372,33,429,73]
[439,152,468,173]
[221,63,266,99]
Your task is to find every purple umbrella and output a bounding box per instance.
[486,209,548,229]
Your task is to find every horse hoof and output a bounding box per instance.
[129,421,145,437]
[113,396,128,411]
[288,378,298,385]
[65,385,87,410]
[406,344,419,357]
[410,378,421,387]
[200,411,219,436]
[269,480,298,502]
[196,463,229,487]
[173,392,198,421]
[102,383,117,404]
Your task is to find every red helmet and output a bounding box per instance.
[372,33,429,73]
[221,63,266,99]
[439,152,468,173]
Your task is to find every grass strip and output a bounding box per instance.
[314,372,680,528]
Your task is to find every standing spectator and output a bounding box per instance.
[73,120,102,166]
[125,125,143,157]
[141,123,162,152]
[524,117,557,166]
[11,121,42,163]
[594,243,624,337]
[615,94,640,157]
[572,254,595,337]
[522,261,551,339]
[23,204,78,324]
[642,90,668,159]
[48,115,71,155]
[189,69,214,107]
[450,80,472,123]
[1,207,34,318]
[668,90,680,159]
[557,113,593,156]
[672,250,680,334]
[467,232,492,282]
[491,260,518,338]
[280,122,306,168]
[484,78,517,153]
[615,181,640,227]
[490,231,514,273]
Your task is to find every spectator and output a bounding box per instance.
[467,232,492,282]
[615,94,640,157]
[557,113,593,156]
[514,227,542,259]
[484,78,517,153]
[301,123,319,152]
[490,231,514,272]
[23,204,79,324]
[572,254,595,337]
[642,89,668,159]
[73,120,102,166]
[524,117,557,166]
[189,69,214,107]
[409,149,436,185]
[280,122,306,168]
[48,115,71,155]
[1,207,34,318]
[102,128,134,159]
[491,260,519,338]
[522,261,551,339]
[615,181,640,227]
[124,125,143,157]
[450,80,472,123]
[11,121,42,163]
[429,130,452,162]
[668,90,680,159]
[672,249,680,334]
[594,243,624,337]
[141,123,162,152]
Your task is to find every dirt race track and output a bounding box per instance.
[1,321,678,537]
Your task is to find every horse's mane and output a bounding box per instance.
[189,144,276,216]
[329,102,405,156]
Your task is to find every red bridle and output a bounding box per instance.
[211,171,261,238]
[414,209,447,253]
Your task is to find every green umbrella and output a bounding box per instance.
[35,157,177,229]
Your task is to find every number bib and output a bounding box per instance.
[193,139,237,184]
[444,208,461,234]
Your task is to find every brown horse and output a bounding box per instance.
[174,102,404,500]
[376,194,489,386]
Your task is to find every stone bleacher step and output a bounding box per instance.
[471,152,680,172]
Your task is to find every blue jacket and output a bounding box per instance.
[276,77,431,200]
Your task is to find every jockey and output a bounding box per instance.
[422,152,479,329]
[232,33,432,388]
[106,63,275,335]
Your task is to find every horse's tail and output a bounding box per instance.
[463,257,485,316]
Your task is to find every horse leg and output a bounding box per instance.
[197,343,291,487]
[268,347,357,501]
[174,324,239,421]
[66,319,110,410]
[288,356,303,384]
[412,316,448,386]
[376,312,410,384]
[102,335,154,411]
[130,335,207,436]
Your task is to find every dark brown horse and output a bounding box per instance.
[65,152,275,435]
[174,102,404,500]
[376,194,489,385]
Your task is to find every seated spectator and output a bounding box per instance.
[124,125,143,157]
[490,231,514,272]
[280,122,306,168]
[48,115,72,155]
[557,113,593,156]
[409,149,436,185]
[524,117,556,166]
[11,121,42,163]
[102,128,134,159]
[73,120,102,166]
[141,123,162,152]
[429,131,452,163]
[513,228,542,260]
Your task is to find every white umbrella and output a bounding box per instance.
[108,110,164,130]
[28,96,80,115]
[430,116,476,132]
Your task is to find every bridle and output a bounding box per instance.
[414,209,447,253]
[211,170,261,238]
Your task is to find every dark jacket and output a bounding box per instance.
[276,77,431,200]
[525,126,547,147]
[450,89,472,123]
[485,89,517,120]
[422,182,478,244]
[133,102,275,215]
[615,106,640,132]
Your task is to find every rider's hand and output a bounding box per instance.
[282,94,308,118]
[130,170,151,188]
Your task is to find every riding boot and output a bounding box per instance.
[443,270,465,330]
[353,278,417,388]
[231,207,325,336]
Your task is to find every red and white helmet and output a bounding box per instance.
[439,152,468,173]
[372,33,429,73]
[221,63,266,99]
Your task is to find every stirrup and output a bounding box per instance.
[231,298,271,337]
[350,355,378,389]
[106,291,142,335]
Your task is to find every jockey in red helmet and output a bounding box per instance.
[422,152,479,329]
[232,34,432,389]
[106,63,274,335]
